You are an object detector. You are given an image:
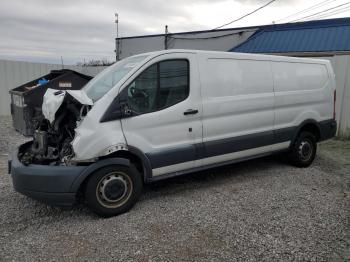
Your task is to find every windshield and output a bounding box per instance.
[83,55,149,101]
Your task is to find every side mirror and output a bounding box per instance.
[120,102,132,117]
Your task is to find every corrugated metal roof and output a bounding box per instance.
[231,17,350,53]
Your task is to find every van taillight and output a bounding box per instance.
[333,90,336,120]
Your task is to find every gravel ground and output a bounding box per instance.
[0,116,349,261]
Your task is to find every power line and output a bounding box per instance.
[289,1,350,22]
[169,1,350,43]
[302,5,350,20]
[310,8,350,20]
[292,2,350,22]
[212,0,277,30]
[276,0,337,23]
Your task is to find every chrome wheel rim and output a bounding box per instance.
[96,172,133,208]
[298,140,313,162]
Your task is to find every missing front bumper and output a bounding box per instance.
[10,142,87,206]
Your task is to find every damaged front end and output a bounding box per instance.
[19,89,93,166]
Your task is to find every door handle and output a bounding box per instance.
[184,109,198,115]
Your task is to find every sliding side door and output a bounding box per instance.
[198,56,276,166]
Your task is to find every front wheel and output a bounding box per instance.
[85,165,143,217]
[288,131,317,167]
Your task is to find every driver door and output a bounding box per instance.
[119,53,202,177]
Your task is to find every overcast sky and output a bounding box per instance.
[0,0,349,65]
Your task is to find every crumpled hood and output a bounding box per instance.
[42,88,93,123]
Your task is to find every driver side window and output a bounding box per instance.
[127,64,158,113]
[127,59,189,114]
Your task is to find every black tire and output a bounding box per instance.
[288,131,317,167]
[85,164,143,217]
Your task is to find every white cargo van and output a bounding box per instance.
[9,50,337,217]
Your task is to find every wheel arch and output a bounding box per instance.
[291,119,321,146]
[128,146,153,182]
[71,147,152,194]
[70,157,130,193]
[100,146,153,183]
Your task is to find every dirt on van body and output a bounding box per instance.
[0,116,349,261]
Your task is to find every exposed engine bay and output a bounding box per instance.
[19,90,92,166]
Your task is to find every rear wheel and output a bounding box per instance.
[85,165,143,217]
[288,131,317,167]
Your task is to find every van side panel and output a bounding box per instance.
[198,55,278,166]
[272,61,334,133]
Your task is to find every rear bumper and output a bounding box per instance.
[319,119,337,141]
[9,143,87,206]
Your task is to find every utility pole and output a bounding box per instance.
[164,25,168,50]
[115,13,120,61]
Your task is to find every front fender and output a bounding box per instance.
[72,115,126,161]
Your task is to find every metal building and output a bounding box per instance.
[116,26,258,59]
[117,17,350,58]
